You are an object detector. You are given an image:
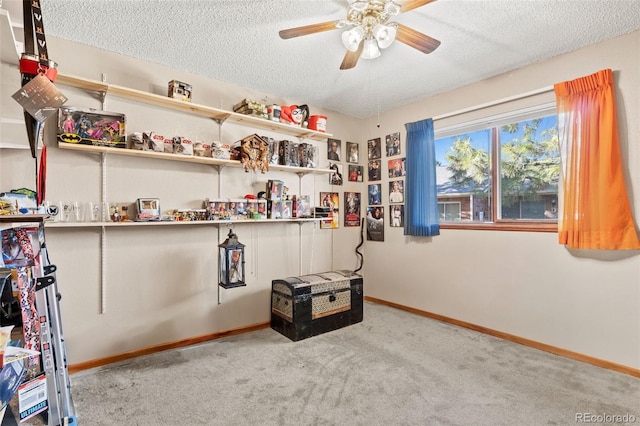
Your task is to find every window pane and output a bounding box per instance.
[502,198,547,219]
[499,116,559,220]
[436,130,492,222]
[438,202,461,221]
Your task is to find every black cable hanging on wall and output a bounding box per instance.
[354,218,364,273]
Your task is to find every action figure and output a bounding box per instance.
[62,113,75,133]
[75,115,92,139]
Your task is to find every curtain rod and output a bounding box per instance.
[432,85,555,122]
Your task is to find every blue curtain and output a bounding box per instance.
[404,118,440,237]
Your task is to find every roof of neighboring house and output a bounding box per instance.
[436,166,476,195]
[436,166,557,196]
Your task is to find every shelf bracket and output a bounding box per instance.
[100,73,108,111]
[99,91,107,111]
[211,117,227,126]
[296,171,310,196]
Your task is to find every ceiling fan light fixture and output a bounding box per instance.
[361,37,381,59]
[372,23,396,49]
[278,0,439,70]
[342,26,366,52]
[349,0,369,12]
[384,1,401,16]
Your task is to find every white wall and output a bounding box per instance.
[363,30,640,370]
[3,28,639,371]
[0,36,365,364]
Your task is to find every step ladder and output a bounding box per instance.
[1,215,76,425]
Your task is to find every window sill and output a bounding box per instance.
[439,221,558,233]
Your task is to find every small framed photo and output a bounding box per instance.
[368,183,382,205]
[389,180,404,204]
[136,198,161,221]
[385,132,401,157]
[344,192,361,227]
[346,141,359,164]
[329,162,344,185]
[328,138,341,161]
[348,165,363,182]
[388,158,406,178]
[368,138,381,160]
[390,205,404,227]
[366,206,384,241]
[320,192,339,229]
[368,159,381,181]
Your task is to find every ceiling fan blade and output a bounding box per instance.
[394,23,441,54]
[279,21,342,39]
[399,0,437,14]
[340,40,365,70]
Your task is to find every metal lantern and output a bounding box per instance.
[218,229,246,289]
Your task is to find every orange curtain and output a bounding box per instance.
[554,69,640,249]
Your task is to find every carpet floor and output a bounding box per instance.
[12,301,640,425]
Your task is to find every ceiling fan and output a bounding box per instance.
[279,0,441,70]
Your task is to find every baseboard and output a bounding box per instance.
[364,296,640,379]
[70,299,640,379]
[68,321,270,374]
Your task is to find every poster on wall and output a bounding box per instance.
[388,158,406,178]
[327,138,341,161]
[366,206,384,241]
[348,165,363,182]
[367,137,381,160]
[319,192,339,229]
[390,204,404,228]
[346,141,359,163]
[368,159,381,181]
[385,132,401,157]
[368,184,382,205]
[329,162,344,185]
[389,180,404,204]
[344,192,361,227]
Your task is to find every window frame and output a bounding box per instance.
[434,103,559,233]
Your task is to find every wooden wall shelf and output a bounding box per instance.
[45,218,320,228]
[0,9,19,65]
[57,142,332,175]
[55,73,333,141]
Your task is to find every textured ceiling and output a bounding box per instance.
[4,0,640,118]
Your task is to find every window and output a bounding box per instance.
[435,110,559,229]
[438,201,461,221]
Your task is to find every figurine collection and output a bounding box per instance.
[265,180,312,219]
[260,136,319,168]
[104,179,312,223]
[56,87,328,171]
[43,85,330,228]
[128,131,227,158]
[57,114,321,171]
[232,99,327,133]
[57,107,126,148]
[229,134,319,173]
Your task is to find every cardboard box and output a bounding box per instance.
[58,107,126,148]
[168,80,192,102]
[174,137,193,156]
[293,195,312,218]
[267,180,284,200]
[142,132,165,152]
[136,198,161,222]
